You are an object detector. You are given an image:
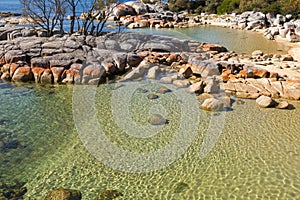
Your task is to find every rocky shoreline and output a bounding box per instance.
[0,25,300,111]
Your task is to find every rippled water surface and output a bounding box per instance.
[0,2,299,198]
[0,80,299,199]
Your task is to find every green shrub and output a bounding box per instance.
[217,0,240,14]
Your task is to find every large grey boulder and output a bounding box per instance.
[4,50,27,63]
[82,64,106,84]
[42,41,65,49]
[123,60,151,80]
[127,2,149,15]
[188,56,219,78]
[113,52,127,72]
[113,4,136,19]
[146,65,161,79]
[21,28,36,37]
[127,53,143,67]
[204,76,220,94]
[148,2,168,13]
[18,37,43,51]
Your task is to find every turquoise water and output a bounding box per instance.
[0,2,299,199]
[0,80,300,199]
[129,26,290,54]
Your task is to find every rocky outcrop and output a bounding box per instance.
[0,28,219,85]
[95,189,123,200]
[200,12,300,43]
[112,1,201,29]
[0,26,300,106]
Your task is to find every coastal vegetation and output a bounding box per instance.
[15,0,300,37]
[168,0,300,17]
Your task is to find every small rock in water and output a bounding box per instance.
[252,50,263,57]
[256,95,275,108]
[147,93,159,100]
[236,99,245,105]
[0,119,13,126]
[174,182,189,193]
[276,101,289,109]
[0,182,27,199]
[148,114,167,125]
[157,86,171,94]
[136,88,148,93]
[219,96,232,108]
[0,131,13,140]
[0,140,20,152]
[44,188,82,200]
[95,189,123,200]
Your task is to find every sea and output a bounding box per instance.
[0,0,22,13]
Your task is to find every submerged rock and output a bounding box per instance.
[0,140,20,152]
[0,182,27,199]
[157,86,172,94]
[148,114,167,125]
[95,189,123,200]
[44,188,82,200]
[147,93,159,100]
[174,182,189,193]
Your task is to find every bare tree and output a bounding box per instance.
[56,0,68,33]
[20,0,122,36]
[66,0,81,34]
[79,0,118,36]
[20,0,67,36]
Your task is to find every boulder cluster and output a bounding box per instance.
[1,25,299,111]
[203,11,300,42]
[113,1,201,29]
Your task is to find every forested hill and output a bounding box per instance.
[166,0,300,17]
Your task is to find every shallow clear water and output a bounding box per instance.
[0,80,299,199]
[0,2,299,199]
[129,26,291,54]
